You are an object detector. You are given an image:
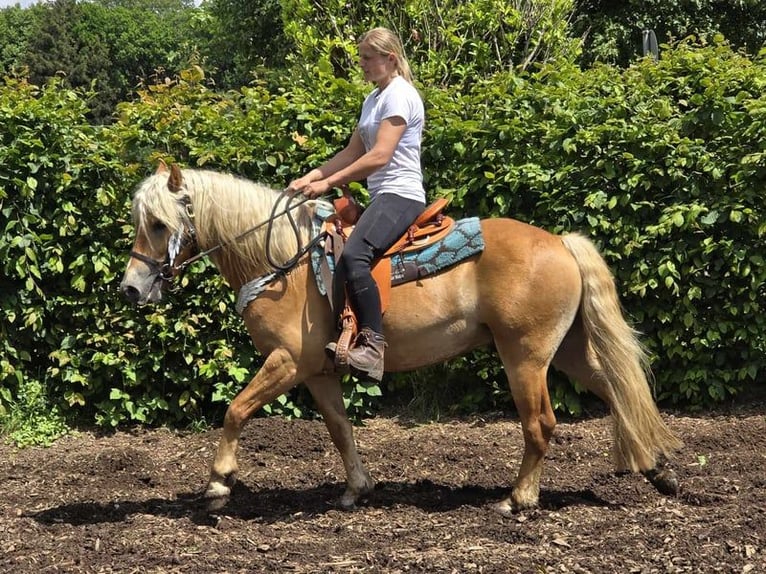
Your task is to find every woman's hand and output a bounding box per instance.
[286,170,332,198]
[286,174,314,194]
[296,179,332,198]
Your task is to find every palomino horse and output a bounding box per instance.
[120,162,681,515]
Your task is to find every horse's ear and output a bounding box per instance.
[155,159,169,174]
[168,164,184,193]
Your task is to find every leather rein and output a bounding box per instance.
[129,191,325,288]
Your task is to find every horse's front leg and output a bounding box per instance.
[304,374,374,509]
[204,347,299,509]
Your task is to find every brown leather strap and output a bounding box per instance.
[383,217,454,256]
[412,197,447,227]
[334,305,357,369]
[333,191,362,227]
[371,257,391,313]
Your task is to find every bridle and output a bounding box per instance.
[129,190,325,288]
[129,195,198,284]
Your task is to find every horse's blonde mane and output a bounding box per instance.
[132,168,324,282]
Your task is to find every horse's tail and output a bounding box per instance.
[561,233,682,472]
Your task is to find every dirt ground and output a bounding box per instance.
[1,398,764,574]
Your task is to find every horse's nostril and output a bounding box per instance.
[121,284,140,304]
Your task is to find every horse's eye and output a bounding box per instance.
[152,221,167,233]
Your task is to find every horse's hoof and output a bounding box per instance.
[491,496,536,517]
[490,500,515,517]
[203,475,234,511]
[205,494,230,512]
[338,487,359,510]
[643,466,680,496]
[338,477,375,510]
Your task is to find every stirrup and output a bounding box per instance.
[325,340,350,374]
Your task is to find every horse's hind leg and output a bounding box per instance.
[492,340,557,515]
[305,374,374,509]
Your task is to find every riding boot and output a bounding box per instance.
[347,327,386,382]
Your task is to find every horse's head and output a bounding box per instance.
[120,161,199,305]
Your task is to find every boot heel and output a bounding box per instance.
[350,359,384,383]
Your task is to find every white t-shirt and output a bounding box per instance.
[357,76,425,203]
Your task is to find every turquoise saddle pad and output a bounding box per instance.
[311,217,485,296]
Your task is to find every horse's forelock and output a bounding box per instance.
[132,172,185,233]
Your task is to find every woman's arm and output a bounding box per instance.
[296,117,406,197]
[287,129,366,192]
[326,117,405,188]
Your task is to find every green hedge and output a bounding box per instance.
[1,39,764,437]
[422,39,766,409]
[0,77,128,437]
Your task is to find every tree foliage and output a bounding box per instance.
[196,0,289,88]
[21,0,199,122]
[281,0,580,89]
[572,0,766,67]
[0,4,40,74]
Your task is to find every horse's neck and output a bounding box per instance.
[210,250,268,294]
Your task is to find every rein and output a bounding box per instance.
[131,191,326,286]
[265,192,310,272]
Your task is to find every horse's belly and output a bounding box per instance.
[385,321,492,371]
[382,269,491,371]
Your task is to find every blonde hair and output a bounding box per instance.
[358,27,414,84]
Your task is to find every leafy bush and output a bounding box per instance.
[0,76,126,428]
[281,0,581,89]
[572,0,766,67]
[1,36,764,439]
[0,380,69,447]
[423,38,766,408]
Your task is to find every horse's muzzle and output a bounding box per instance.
[120,282,142,305]
[119,271,163,306]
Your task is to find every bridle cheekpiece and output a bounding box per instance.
[129,193,199,285]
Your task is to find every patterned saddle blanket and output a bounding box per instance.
[311,216,485,296]
[234,208,485,317]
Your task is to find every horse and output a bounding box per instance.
[119,162,682,515]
